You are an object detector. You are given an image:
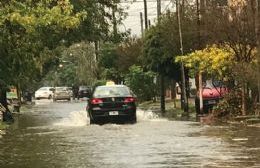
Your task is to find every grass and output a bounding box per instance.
[0,122,8,130]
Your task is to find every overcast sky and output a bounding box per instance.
[119,0,173,36]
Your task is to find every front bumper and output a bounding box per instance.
[54,95,70,100]
[35,94,49,99]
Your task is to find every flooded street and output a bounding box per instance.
[0,100,260,168]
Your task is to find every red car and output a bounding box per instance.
[195,83,228,114]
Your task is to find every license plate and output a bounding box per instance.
[208,100,216,105]
[109,111,119,115]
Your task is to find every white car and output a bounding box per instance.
[35,87,54,100]
[53,87,71,101]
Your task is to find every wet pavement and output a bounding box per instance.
[0,99,260,168]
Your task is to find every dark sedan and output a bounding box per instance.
[87,85,137,124]
[78,86,91,98]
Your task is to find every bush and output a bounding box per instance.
[93,80,106,88]
[125,65,158,101]
[213,87,256,119]
[213,89,242,118]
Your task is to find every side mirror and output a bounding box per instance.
[50,88,55,92]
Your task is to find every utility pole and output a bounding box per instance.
[157,0,165,114]
[157,0,161,21]
[144,0,148,29]
[195,0,204,115]
[177,0,188,113]
[196,0,201,49]
[140,12,144,38]
[256,0,260,103]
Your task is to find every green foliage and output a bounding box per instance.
[99,43,118,69]
[143,17,185,81]
[116,37,143,74]
[0,0,84,91]
[143,26,164,73]
[43,42,98,87]
[159,10,198,56]
[68,0,127,43]
[0,0,85,31]
[99,38,143,83]
[125,65,157,101]
[93,80,107,88]
[99,43,122,83]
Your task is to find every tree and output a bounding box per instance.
[64,42,98,86]
[176,45,234,79]
[204,0,259,115]
[116,37,143,74]
[67,0,128,44]
[177,44,258,116]
[125,65,157,101]
[0,0,84,109]
[142,5,198,113]
[99,43,122,83]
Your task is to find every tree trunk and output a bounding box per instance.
[0,88,8,110]
[15,84,21,112]
[171,79,177,108]
[0,87,14,122]
[241,83,247,116]
[256,0,260,103]
[160,74,165,114]
[16,84,22,103]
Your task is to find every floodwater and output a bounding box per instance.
[0,99,260,168]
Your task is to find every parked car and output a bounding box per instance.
[87,84,137,124]
[66,87,73,97]
[195,81,228,114]
[78,86,91,98]
[53,87,71,101]
[35,87,54,100]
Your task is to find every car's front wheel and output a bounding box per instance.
[89,117,96,124]
[48,95,52,99]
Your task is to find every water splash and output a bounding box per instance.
[136,109,166,121]
[53,110,89,127]
[53,109,164,127]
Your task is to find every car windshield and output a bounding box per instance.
[79,86,88,90]
[56,87,67,91]
[93,86,131,97]
[38,87,49,91]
